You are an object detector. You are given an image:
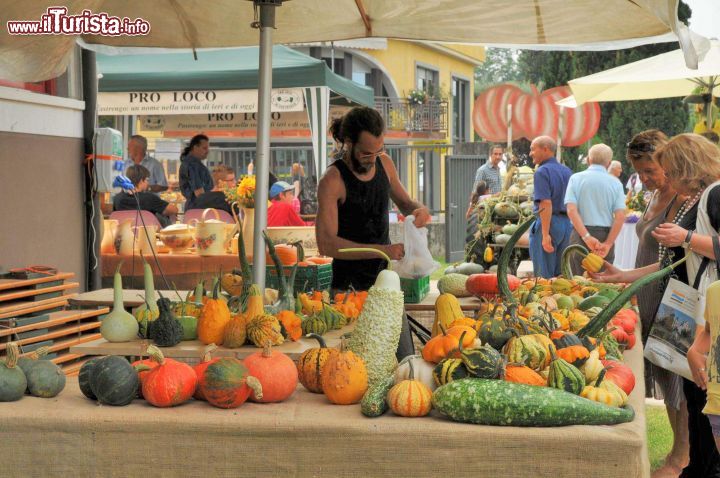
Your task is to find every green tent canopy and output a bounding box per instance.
[96,45,374,107]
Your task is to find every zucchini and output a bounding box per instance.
[360,374,395,417]
[432,378,635,426]
[577,255,688,338]
[496,216,535,303]
[560,244,589,280]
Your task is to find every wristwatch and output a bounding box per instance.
[582,232,591,240]
[682,230,694,248]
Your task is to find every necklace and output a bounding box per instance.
[657,188,704,263]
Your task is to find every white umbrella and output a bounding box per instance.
[0,0,706,289]
[565,39,719,126]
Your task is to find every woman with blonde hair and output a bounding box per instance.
[593,133,720,477]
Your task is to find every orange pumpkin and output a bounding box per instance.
[421,325,460,363]
[265,244,297,266]
[141,345,197,408]
[504,364,546,386]
[445,325,477,347]
[276,310,302,341]
[297,333,339,393]
[306,256,333,265]
[320,342,368,405]
[197,281,232,345]
[243,343,298,402]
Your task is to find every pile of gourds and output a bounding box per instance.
[79,341,298,409]
[0,343,66,402]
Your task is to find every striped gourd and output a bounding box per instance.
[504,335,547,371]
[246,314,284,348]
[547,345,585,395]
[387,361,432,417]
[432,358,469,386]
[458,333,502,379]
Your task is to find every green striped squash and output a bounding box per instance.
[547,346,585,395]
[433,358,469,386]
[504,335,547,371]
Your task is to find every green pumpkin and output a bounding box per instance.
[79,358,99,400]
[458,334,502,379]
[301,314,328,336]
[25,360,66,398]
[152,298,184,347]
[505,335,547,371]
[477,313,513,350]
[602,333,624,361]
[0,343,27,402]
[177,315,199,341]
[552,333,583,350]
[547,346,585,395]
[433,358,468,386]
[90,356,139,406]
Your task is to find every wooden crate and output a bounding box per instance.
[0,272,107,374]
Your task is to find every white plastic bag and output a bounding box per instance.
[394,215,439,279]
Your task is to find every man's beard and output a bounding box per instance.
[350,145,374,174]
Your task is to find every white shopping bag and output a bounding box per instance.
[394,216,439,279]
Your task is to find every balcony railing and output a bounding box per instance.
[374,97,448,133]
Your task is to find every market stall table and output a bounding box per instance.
[0,332,649,477]
[101,253,240,290]
[68,289,189,309]
[405,280,486,313]
[69,324,352,360]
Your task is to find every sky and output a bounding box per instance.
[685,0,720,39]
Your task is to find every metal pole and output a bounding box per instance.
[252,1,278,289]
[557,106,564,164]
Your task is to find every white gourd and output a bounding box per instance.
[101,264,140,342]
[394,355,436,391]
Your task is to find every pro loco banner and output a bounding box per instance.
[98,88,304,115]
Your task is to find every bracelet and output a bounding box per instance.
[682,229,694,248]
[582,232,591,240]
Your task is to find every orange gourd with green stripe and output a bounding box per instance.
[387,360,432,417]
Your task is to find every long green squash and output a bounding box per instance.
[432,378,634,426]
[578,255,688,338]
[496,216,535,303]
[561,244,590,280]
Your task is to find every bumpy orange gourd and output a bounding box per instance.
[276,310,302,341]
[320,342,368,405]
[245,314,284,348]
[387,361,432,417]
[299,293,323,315]
[556,344,590,367]
[197,281,232,345]
[223,313,247,348]
[297,334,339,393]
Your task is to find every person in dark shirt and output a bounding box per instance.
[188,164,235,214]
[179,134,214,210]
[113,165,177,227]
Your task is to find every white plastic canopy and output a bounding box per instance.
[0,0,705,83]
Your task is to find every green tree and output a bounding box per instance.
[474,48,522,94]
[513,3,692,176]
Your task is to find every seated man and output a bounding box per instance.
[267,181,310,227]
[188,164,235,214]
[113,165,178,227]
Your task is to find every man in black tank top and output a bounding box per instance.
[316,107,432,358]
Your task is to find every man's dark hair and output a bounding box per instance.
[329,118,343,143]
[339,106,384,144]
[182,134,209,157]
[125,164,150,187]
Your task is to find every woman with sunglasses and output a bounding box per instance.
[591,133,720,478]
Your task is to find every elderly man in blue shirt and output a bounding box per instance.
[123,135,168,193]
[564,143,626,274]
[529,136,573,278]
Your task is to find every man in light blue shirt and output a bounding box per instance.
[564,143,626,274]
[123,135,168,193]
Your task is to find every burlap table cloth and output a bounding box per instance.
[0,335,649,478]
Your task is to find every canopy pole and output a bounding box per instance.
[253,0,282,289]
